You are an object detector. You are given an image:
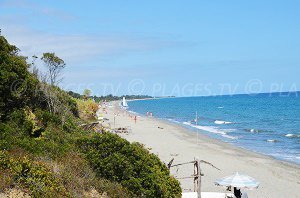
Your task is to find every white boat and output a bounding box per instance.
[121,97,128,108]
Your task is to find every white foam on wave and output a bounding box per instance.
[217,106,224,109]
[214,120,232,125]
[183,121,192,126]
[248,128,261,133]
[222,134,237,139]
[167,118,180,124]
[249,129,259,133]
[285,134,300,138]
[270,153,300,163]
[127,110,139,115]
[267,139,277,142]
[182,122,237,140]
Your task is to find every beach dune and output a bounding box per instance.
[103,102,300,198]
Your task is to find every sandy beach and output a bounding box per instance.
[101,101,300,198]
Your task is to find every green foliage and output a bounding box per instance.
[0,151,67,197]
[0,35,181,197]
[0,108,81,159]
[58,152,131,198]
[79,133,182,197]
[0,36,39,119]
[67,91,153,102]
[75,98,98,121]
[91,94,153,102]
[0,122,15,151]
[68,97,79,117]
[67,91,81,99]
[35,108,61,126]
[83,89,91,98]
[0,109,35,151]
[41,52,66,85]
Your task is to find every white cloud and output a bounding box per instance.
[1,0,193,67]
[1,23,180,66]
[0,0,195,96]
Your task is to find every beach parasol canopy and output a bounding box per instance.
[215,172,259,189]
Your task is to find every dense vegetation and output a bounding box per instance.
[79,133,181,197]
[68,91,153,102]
[0,35,181,197]
[0,150,67,197]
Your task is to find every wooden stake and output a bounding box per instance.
[194,158,197,192]
[197,158,201,198]
[169,157,220,198]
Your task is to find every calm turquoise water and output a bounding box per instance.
[128,92,300,164]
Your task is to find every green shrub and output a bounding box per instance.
[0,118,72,159]
[35,109,61,126]
[75,98,98,121]
[67,97,79,118]
[79,133,182,198]
[58,152,131,198]
[0,36,39,120]
[0,151,67,197]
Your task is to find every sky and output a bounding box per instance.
[1,0,300,96]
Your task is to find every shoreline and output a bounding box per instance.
[126,97,300,166]
[160,117,300,168]
[127,107,300,170]
[102,101,300,197]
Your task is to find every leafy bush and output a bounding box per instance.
[0,151,67,197]
[57,152,131,198]
[0,112,75,159]
[35,108,61,126]
[75,98,98,121]
[0,36,39,120]
[79,133,181,197]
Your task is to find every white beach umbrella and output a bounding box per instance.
[215,172,259,189]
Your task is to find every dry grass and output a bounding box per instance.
[0,188,31,198]
[42,152,130,198]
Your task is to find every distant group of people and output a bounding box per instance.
[146,111,153,117]
[127,113,137,123]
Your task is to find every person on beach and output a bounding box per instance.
[134,115,137,123]
[234,187,241,198]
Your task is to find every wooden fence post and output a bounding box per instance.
[169,157,220,198]
[197,159,201,198]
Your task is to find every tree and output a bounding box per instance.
[31,55,39,78]
[83,89,91,99]
[0,36,38,119]
[41,53,66,85]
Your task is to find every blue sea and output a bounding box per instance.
[128,92,300,164]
